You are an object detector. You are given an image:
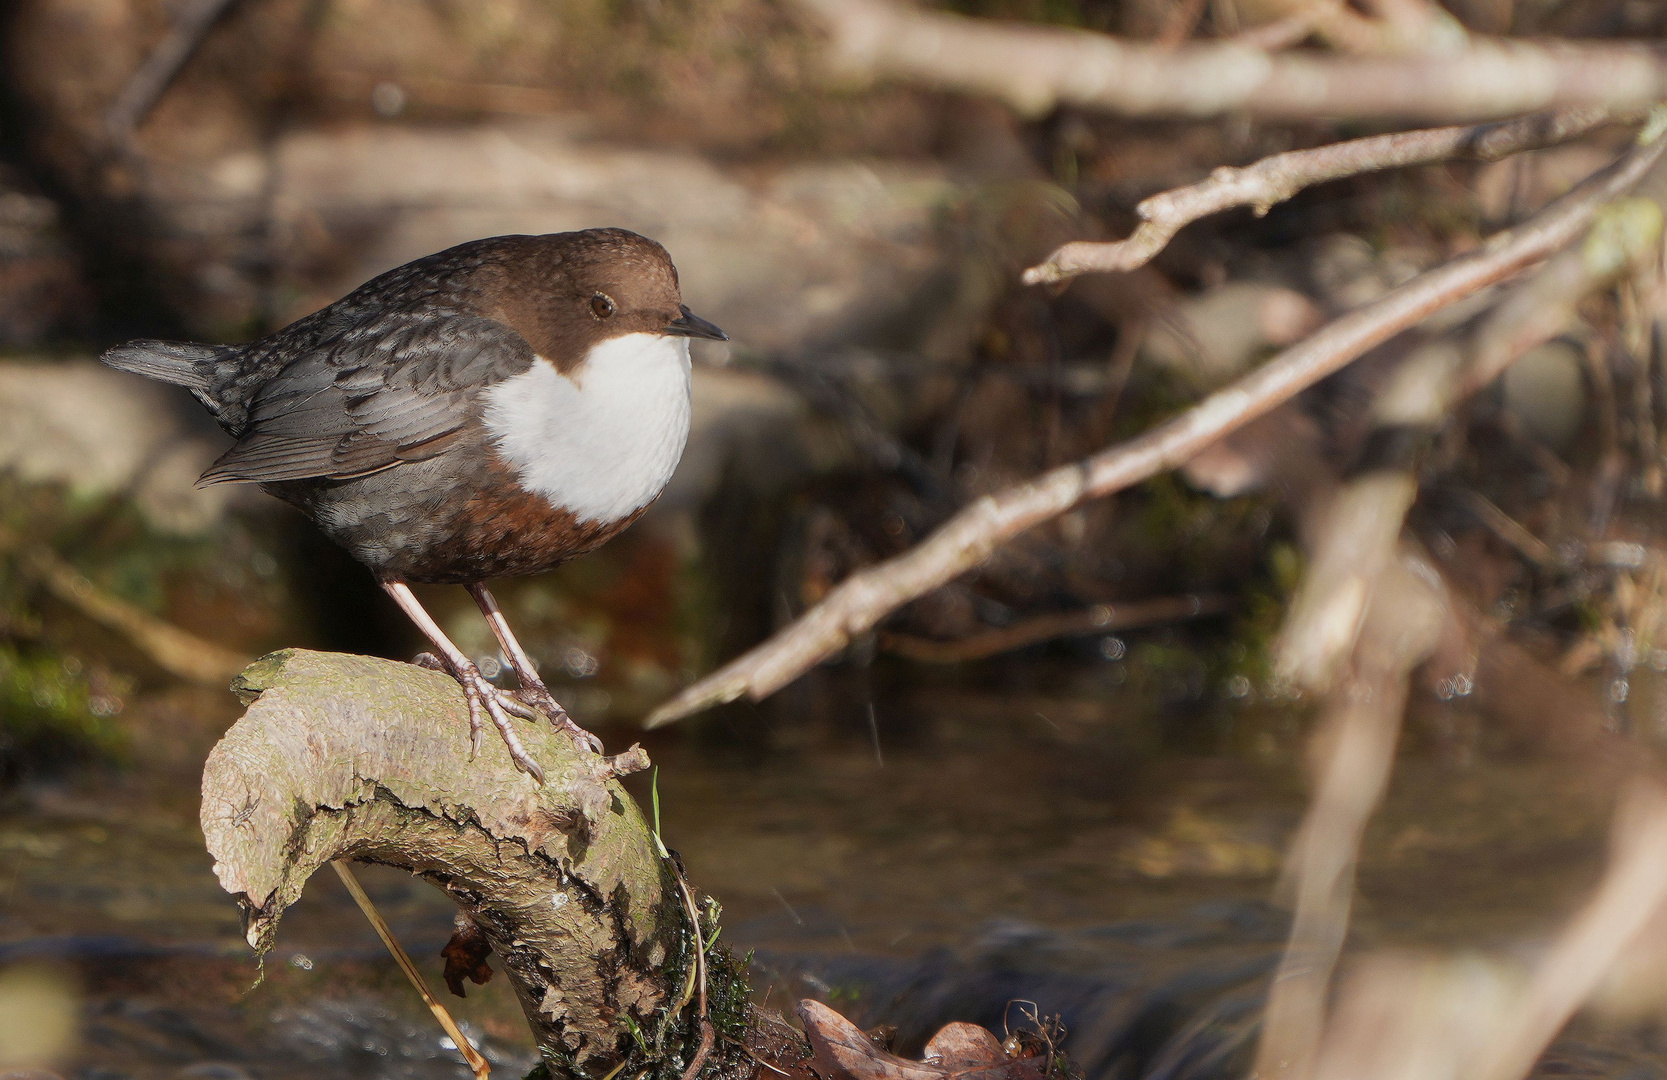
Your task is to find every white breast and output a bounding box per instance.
[481,333,692,524]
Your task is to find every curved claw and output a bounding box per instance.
[512,682,605,755]
[462,691,485,760]
[425,656,547,784]
[559,718,606,756]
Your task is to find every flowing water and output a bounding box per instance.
[0,655,1653,1079]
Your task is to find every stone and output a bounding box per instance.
[0,358,234,534]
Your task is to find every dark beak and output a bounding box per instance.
[665,305,728,342]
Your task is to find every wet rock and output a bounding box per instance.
[140,119,959,352]
[0,358,233,534]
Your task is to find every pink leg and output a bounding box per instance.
[382,580,546,784]
[467,582,605,755]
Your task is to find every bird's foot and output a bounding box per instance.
[510,679,606,756]
[414,651,546,784]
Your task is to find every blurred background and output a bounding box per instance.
[3,1,1667,1078]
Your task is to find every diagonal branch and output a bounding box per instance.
[878,594,1230,664]
[645,128,1667,729]
[105,0,241,147]
[1024,106,1621,285]
[1255,551,1445,1080]
[793,0,1667,123]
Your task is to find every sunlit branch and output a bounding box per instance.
[1024,107,1620,286]
[645,130,1667,729]
[794,0,1667,123]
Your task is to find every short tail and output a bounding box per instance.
[100,339,227,392]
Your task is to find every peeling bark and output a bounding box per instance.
[200,649,683,1075]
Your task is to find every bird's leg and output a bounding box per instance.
[467,582,605,755]
[381,580,546,784]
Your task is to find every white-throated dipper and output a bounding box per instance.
[102,228,726,782]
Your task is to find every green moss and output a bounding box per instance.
[231,650,296,705]
[0,644,128,776]
[0,472,223,616]
[704,944,754,1049]
[0,470,273,776]
[634,889,756,1080]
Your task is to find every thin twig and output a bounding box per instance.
[332,861,491,1080]
[878,594,1229,663]
[794,0,1667,123]
[646,129,1667,728]
[1256,563,1445,1078]
[1156,0,1210,48]
[671,866,714,1080]
[1024,106,1617,284]
[1461,489,1558,569]
[1272,0,1396,53]
[1304,782,1667,1080]
[681,1021,716,1080]
[720,1030,793,1077]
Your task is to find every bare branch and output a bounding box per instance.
[1234,0,1463,56]
[1306,780,1667,1080]
[645,131,1667,728]
[1470,781,1667,1080]
[1460,490,1558,570]
[105,0,240,147]
[1277,184,1665,689]
[1024,107,1619,285]
[1254,553,1446,1080]
[1230,8,1331,53]
[1155,0,1209,49]
[877,593,1229,664]
[794,0,1667,123]
[1463,194,1667,394]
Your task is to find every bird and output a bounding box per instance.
[102,228,726,783]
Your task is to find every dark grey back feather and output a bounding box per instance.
[197,313,534,485]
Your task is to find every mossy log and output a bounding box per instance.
[199,648,703,1077]
[199,648,1061,1080]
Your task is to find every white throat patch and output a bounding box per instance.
[481,333,692,524]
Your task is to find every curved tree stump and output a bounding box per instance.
[200,648,690,1076]
[198,649,1070,1080]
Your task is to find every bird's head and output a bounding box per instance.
[484,228,727,372]
[560,227,727,345]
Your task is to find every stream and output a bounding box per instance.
[0,657,1656,1079]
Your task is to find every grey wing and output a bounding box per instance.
[198,314,535,485]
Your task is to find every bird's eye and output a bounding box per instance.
[590,293,615,319]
